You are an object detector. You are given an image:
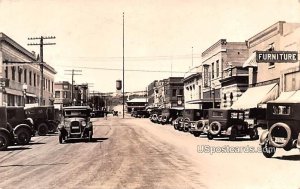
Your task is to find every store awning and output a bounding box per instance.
[243,52,257,68]
[231,83,278,110]
[270,90,300,103]
[5,88,23,96]
[271,91,296,103]
[26,93,37,98]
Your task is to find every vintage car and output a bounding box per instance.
[177,109,206,132]
[58,106,93,143]
[25,106,60,136]
[131,111,138,117]
[207,109,258,140]
[246,107,267,129]
[188,109,209,137]
[259,101,300,158]
[149,109,162,123]
[136,110,150,118]
[160,108,183,125]
[0,106,35,150]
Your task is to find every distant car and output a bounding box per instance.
[260,102,300,158]
[188,109,209,137]
[178,109,205,132]
[58,106,93,143]
[136,110,150,118]
[160,108,183,125]
[206,109,258,140]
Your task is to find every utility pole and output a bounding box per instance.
[28,36,56,106]
[122,12,125,118]
[64,69,82,105]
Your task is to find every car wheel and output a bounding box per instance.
[193,132,201,137]
[209,121,221,135]
[38,123,49,136]
[268,122,292,148]
[88,131,93,142]
[15,128,31,145]
[59,133,63,144]
[207,133,214,140]
[249,128,259,140]
[261,141,276,158]
[0,132,10,151]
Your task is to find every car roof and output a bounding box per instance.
[62,106,91,110]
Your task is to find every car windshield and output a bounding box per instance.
[64,110,89,117]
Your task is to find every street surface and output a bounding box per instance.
[1,112,300,188]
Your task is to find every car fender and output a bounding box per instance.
[225,126,233,136]
[0,128,12,145]
[13,124,32,135]
[296,133,300,149]
[259,130,269,146]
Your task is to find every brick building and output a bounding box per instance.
[54,81,72,108]
[0,33,56,106]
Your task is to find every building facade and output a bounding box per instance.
[201,39,249,109]
[54,81,72,108]
[232,21,300,109]
[0,33,56,106]
[183,66,202,109]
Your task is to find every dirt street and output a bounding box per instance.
[0,115,300,189]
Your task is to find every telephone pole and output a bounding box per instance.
[64,69,82,105]
[123,12,125,118]
[28,36,56,105]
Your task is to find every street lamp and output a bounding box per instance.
[22,83,27,106]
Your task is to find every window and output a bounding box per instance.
[216,60,219,77]
[212,111,223,117]
[24,69,27,83]
[212,62,215,79]
[179,89,183,95]
[230,112,243,120]
[55,91,60,98]
[11,67,15,81]
[34,73,36,86]
[52,81,54,93]
[272,105,290,115]
[5,67,8,78]
[37,75,40,86]
[268,44,275,67]
[63,85,69,89]
[63,91,68,98]
[29,71,32,85]
[172,89,177,97]
[18,67,22,82]
[48,80,50,92]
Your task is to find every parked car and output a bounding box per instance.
[0,106,35,150]
[92,110,105,118]
[149,109,162,123]
[136,110,150,118]
[178,109,206,132]
[173,116,183,130]
[160,108,183,125]
[25,106,59,136]
[131,111,138,117]
[260,102,300,158]
[188,109,209,137]
[206,109,259,140]
[246,107,267,129]
[58,106,93,143]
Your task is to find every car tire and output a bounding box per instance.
[268,122,292,148]
[207,133,214,140]
[261,141,276,158]
[193,132,201,137]
[0,132,10,151]
[88,131,93,142]
[209,121,221,136]
[249,127,259,140]
[15,128,31,145]
[59,133,63,144]
[38,123,49,136]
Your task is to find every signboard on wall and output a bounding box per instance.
[256,51,298,63]
[203,68,209,87]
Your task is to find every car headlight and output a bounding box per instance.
[82,121,87,127]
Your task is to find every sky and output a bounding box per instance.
[0,0,299,93]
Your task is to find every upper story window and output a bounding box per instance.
[34,73,36,87]
[5,67,8,79]
[24,69,27,83]
[11,67,15,81]
[172,89,177,97]
[212,62,215,79]
[18,67,22,82]
[55,91,60,98]
[216,60,219,77]
[29,71,32,85]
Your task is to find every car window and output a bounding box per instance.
[64,110,89,117]
[212,111,223,117]
[272,105,291,115]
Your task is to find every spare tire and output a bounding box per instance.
[268,122,292,148]
[196,121,203,130]
[209,121,221,135]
